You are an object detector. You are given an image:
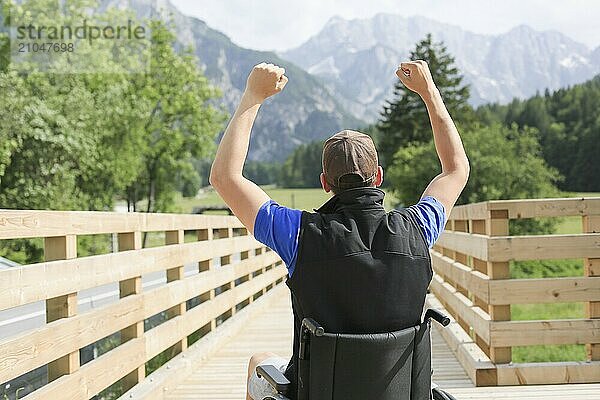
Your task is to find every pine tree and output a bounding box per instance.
[377,34,473,167]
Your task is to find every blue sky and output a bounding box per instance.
[170,0,600,51]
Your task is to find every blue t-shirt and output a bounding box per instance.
[253,196,446,277]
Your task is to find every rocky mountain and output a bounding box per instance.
[592,46,600,66]
[94,3,599,159]
[97,0,363,162]
[282,14,600,122]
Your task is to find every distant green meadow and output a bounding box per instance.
[174,186,399,213]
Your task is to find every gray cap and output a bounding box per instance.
[322,130,378,190]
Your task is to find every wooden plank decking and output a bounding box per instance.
[166,285,600,399]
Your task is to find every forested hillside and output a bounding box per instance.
[476,76,600,192]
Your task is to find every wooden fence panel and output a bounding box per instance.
[433,197,600,385]
[0,210,286,399]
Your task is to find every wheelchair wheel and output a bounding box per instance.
[432,387,458,400]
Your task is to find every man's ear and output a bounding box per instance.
[374,166,384,187]
[320,172,332,193]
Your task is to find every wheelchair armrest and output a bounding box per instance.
[424,309,450,326]
[256,365,291,395]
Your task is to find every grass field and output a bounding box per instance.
[176,189,600,216]
[552,192,600,234]
[174,186,399,213]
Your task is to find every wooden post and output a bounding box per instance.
[166,229,187,354]
[230,282,237,316]
[45,235,79,382]
[487,209,511,364]
[198,228,213,272]
[240,229,250,260]
[583,215,600,361]
[471,219,491,356]
[218,228,233,266]
[242,227,254,302]
[453,220,471,333]
[118,231,144,391]
[198,229,216,330]
[216,228,237,315]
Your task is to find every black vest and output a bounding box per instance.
[284,188,433,396]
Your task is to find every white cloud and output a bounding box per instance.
[170,0,600,51]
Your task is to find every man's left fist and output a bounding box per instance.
[245,62,288,103]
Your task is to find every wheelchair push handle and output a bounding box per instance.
[424,309,451,326]
[302,317,325,336]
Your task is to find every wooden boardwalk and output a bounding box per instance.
[167,285,600,399]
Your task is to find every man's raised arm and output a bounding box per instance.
[209,63,288,233]
[396,60,470,217]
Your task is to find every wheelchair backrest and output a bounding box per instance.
[297,321,432,400]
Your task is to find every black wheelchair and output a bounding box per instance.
[256,309,458,400]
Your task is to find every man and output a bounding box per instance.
[210,61,469,400]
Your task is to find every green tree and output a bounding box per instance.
[377,34,473,167]
[278,141,323,188]
[0,1,225,213]
[124,21,226,214]
[0,1,225,259]
[0,0,151,264]
[388,123,561,234]
[243,161,279,185]
[572,114,600,191]
[477,75,600,192]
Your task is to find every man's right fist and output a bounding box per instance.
[245,62,288,103]
[396,60,436,96]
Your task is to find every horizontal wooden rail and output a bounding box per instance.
[431,251,489,301]
[0,235,261,310]
[23,337,147,400]
[488,234,600,262]
[490,319,600,347]
[488,276,600,305]
[430,275,491,344]
[448,197,600,221]
[437,232,600,263]
[0,209,286,399]
[496,361,600,385]
[0,209,245,239]
[436,231,489,261]
[0,252,281,383]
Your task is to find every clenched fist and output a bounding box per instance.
[244,62,288,103]
[396,60,436,97]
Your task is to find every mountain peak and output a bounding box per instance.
[324,15,346,27]
[283,14,600,122]
[507,24,535,34]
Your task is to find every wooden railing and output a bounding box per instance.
[429,197,600,386]
[0,210,286,399]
